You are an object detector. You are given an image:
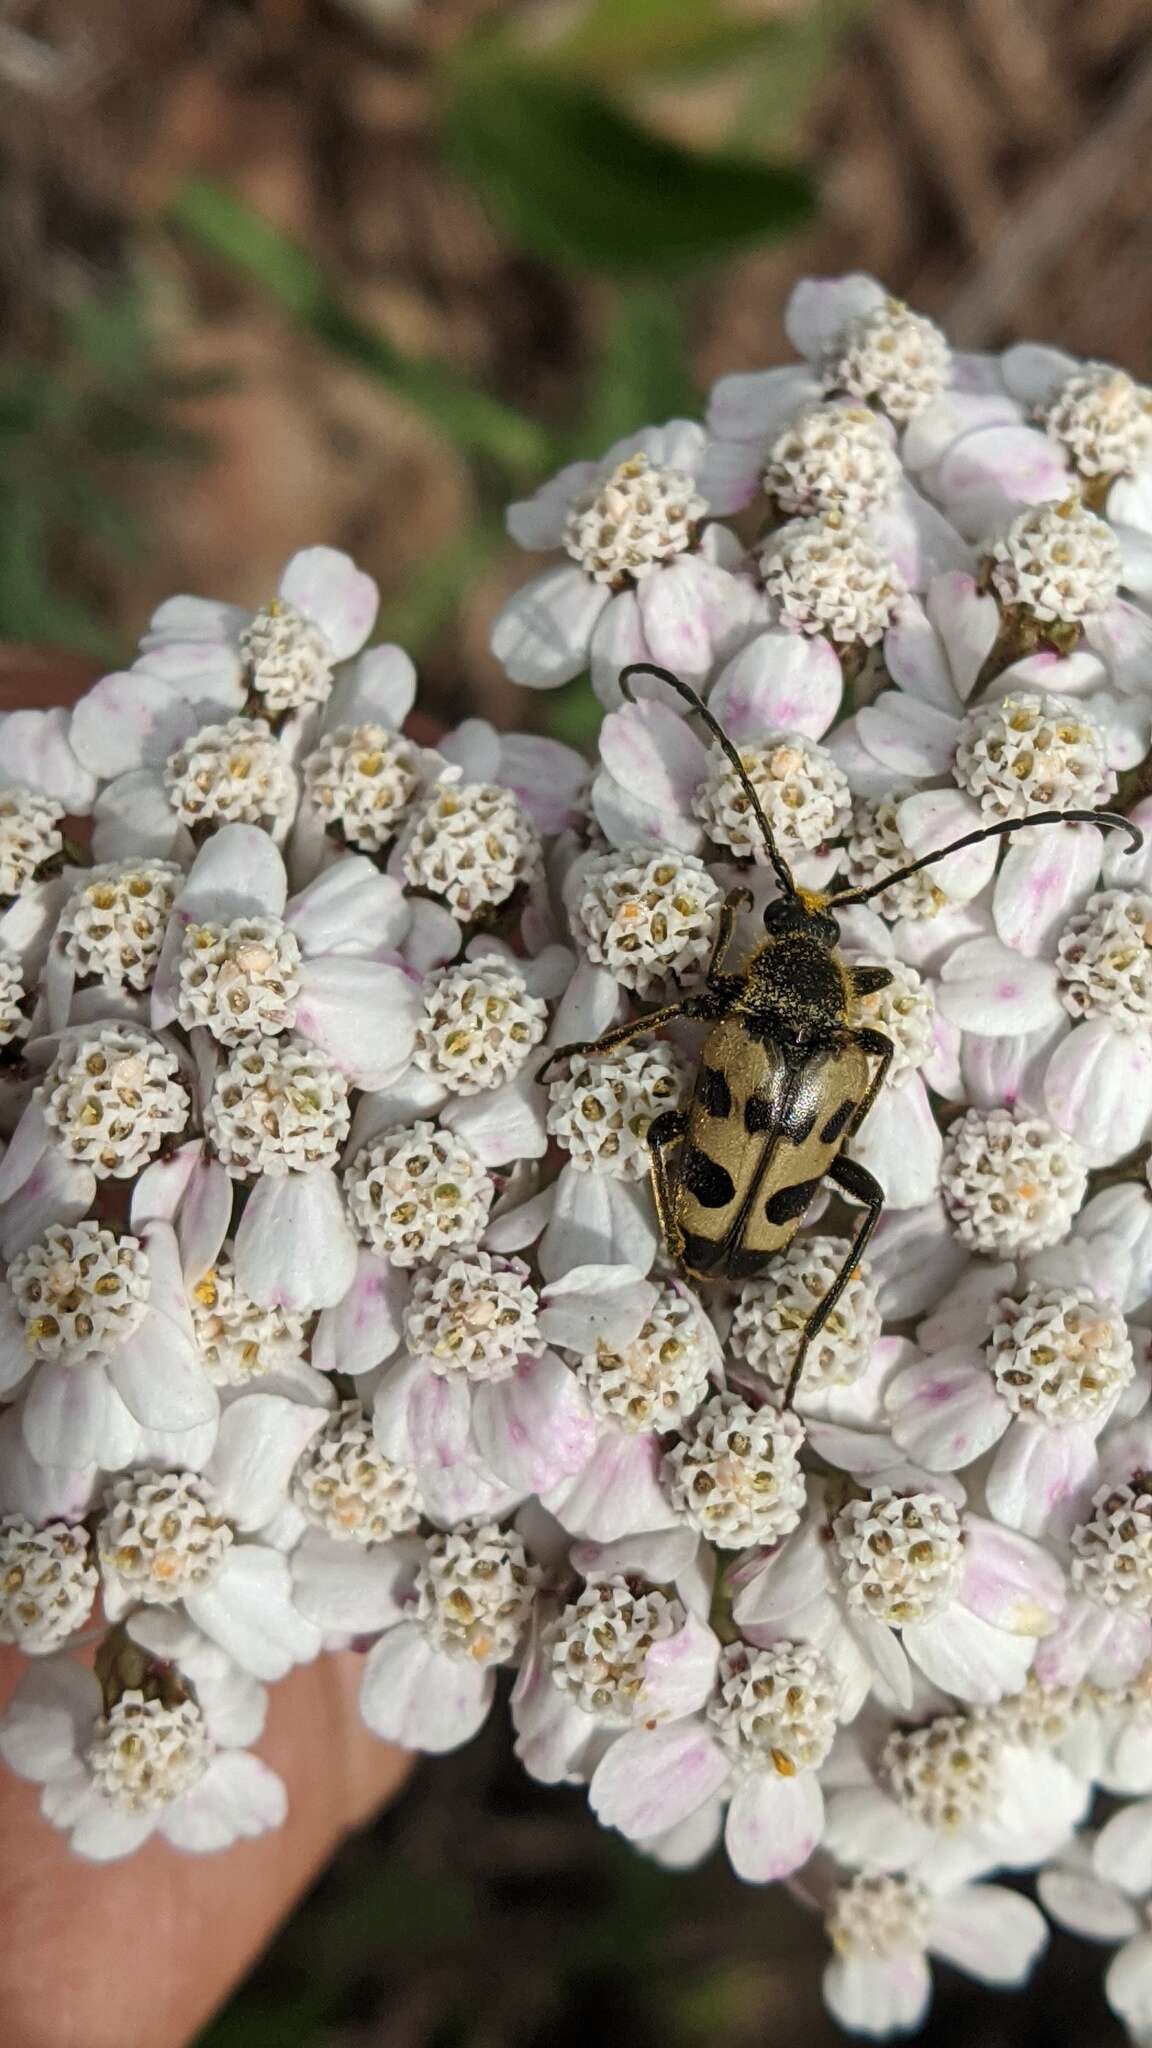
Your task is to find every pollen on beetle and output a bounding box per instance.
[940,1105,1088,1256]
[729,1236,880,1395]
[98,1470,233,1604]
[0,948,28,1047]
[403,1252,542,1383]
[205,1040,350,1177]
[569,1281,714,1431]
[988,497,1122,624]
[9,1221,151,1365]
[1039,363,1152,484]
[760,516,905,647]
[0,1516,98,1654]
[343,1119,493,1266]
[414,1523,539,1664]
[821,297,952,424]
[545,1576,684,1723]
[241,601,334,714]
[0,784,64,898]
[843,795,948,922]
[58,859,183,993]
[764,402,902,519]
[85,1691,212,1814]
[292,1399,422,1544]
[190,1254,308,1385]
[953,690,1115,822]
[563,453,707,585]
[572,844,723,996]
[880,1711,1001,1834]
[832,1487,964,1627]
[1055,890,1152,1031]
[826,1873,934,1960]
[1071,1480,1152,1610]
[986,1283,1133,1425]
[400,781,542,921]
[164,716,296,833]
[851,956,935,1085]
[303,723,426,851]
[662,1392,806,1549]
[707,1638,838,1776]
[412,957,548,1094]
[176,915,302,1044]
[693,732,852,861]
[39,1028,189,1179]
[546,1040,686,1181]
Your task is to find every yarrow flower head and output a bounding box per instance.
[58,859,182,992]
[412,958,547,1093]
[403,1253,541,1382]
[953,691,1115,821]
[546,1041,685,1179]
[833,1488,964,1627]
[821,296,952,423]
[571,845,722,995]
[564,451,707,585]
[939,1107,1088,1255]
[292,1400,422,1543]
[1039,363,1152,483]
[1056,890,1152,1030]
[988,498,1122,625]
[0,785,63,897]
[344,1121,492,1265]
[0,1517,97,1653]
[763,402,902,519]
[693,732,851,859]
[9,1222,150,1364]
[39,1029,188,1178]
[545,1576,684,1724]
[401,782,542,921]
[663,1393,806,1548]
[729,1237,880,1395]
[303,724,425,850]
[206,1041,350,1176]
[760,517,905,646]
[164,717,296,834]
[189,1256,308,1385]
[177,916,302,1043]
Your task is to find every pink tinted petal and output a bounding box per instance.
[883,595,962,712]
[498,734,588,834]
[726,1769,823,1883]
[1073,1185,1152,1315]
[587,589,652,710]
[697,433,769,515]
[1044,1020,1152,1167]
[709,630,842,742]
[278,547,377,660]
[1,707,96,812]
[407,1370,517,1525]
[471,1352,596,1495]
[312,1249,407,1376]
[928,1884,1047,1985]
[785,272,886,361]
[903,1604,1034,1705]
[706,365,814,441]
[985,1417,1100,1538]
[993,822,1102,956]
[895,788,998,902]
[1033,1592,1114,1688]
[541,1427,679,1540]
[441,1073,547,1168]
[360,1624,494,1752]
[505,459,598,549]
[850,1076,940,1210]
[490,565,609,688]
[938,423,1069,537]
[638,1612,720,1725]
[70,672,195,779]
[287,855,409,957]
[1084,600,1152,697]
[326,643,417,729]
[856,693,958,779]
[590,1722,730,1840]
[729,1514,831,1628]
[885,1351,1007,1470]
[635,558,713,683]
[571,1526,701,1594]
[936,936,1061,1036]
[872,490,973,592]
[234,1170,357,1313]
[599,696,708,812]
[961,1016,1067,1113]
[959,1514,1065,1635]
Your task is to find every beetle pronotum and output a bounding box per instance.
[542,662,1143,1410]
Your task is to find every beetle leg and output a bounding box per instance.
[849,964,893,999]
[536,1003,686,1085]
[706,887,754,983]
[844,1025,893,1139]
[646,1108,688,1261]
[783,1152,884,1411]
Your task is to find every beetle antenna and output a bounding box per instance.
[619,663,798,899]
[828,808,1143,908]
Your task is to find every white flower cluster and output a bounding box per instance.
[6,282,1152,2044]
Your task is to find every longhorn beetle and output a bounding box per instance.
[541,661,1142,1411]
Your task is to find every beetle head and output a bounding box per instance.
[763,892,839,948]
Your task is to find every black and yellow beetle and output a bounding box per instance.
[542,661,1142,1410]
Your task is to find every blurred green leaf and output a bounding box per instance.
[577,282,699,453]
[376,522,504,658]
[440,59,813,277]
[167,182,550,477]
[729,0,870,152]
[543,0,772,78]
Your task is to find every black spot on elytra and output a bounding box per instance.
[744,1094,775,1134]
[682,1148,735,1209]
[698,1066,732,1119]
[819,1098,856,1146]
[764,1177,819,1227]
[681,1230,723,1275]
[727,1244,772,1281]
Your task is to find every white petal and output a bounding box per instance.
[850,1077,941,1211]
[312,1249,407,1377]
[857,693,959,779]
[727,1768,824,1882]
[1108,1935,1152,2038]
[1039,1864,1141,1942]
[360,1622,493,1750]
[505,458,597,548]
[70,671,194,778]
[2,707,96,811]
[278,546,377,659]
[490,564,609,687]
[497,733,589,836]
[936,937,1061,1036]
[291,1526,420,1632]
[65,1795,157,1862]
[408,1369,521,1525]
[538,1264,655,1355]
[1096,1799,1152,1898]
[883,595,963,713]
[539,1165,659,1281]
[993,821,1102,956]
[91,768,182,863]
[926,570,1000,699]
[985,1417,1099,1538]
[287,855,410,957]
[823,1954,932,2038]
[131,1142,232,1284]
[22,1363,132,1470]
[441,1072,548,1167]
[0,1659,98,1781]
[185,1543,320,1680]
[108,1311,218,1433]
[326,642,417,728]
[885,1350,1007,1470]
[928,1882,1047,1985]
[896,788,997,902]
[206,1392,326,1528]
[1044,1019,1152,1167]
[598,697,708,835]
[1084,600,1152,697]
[234,1170,357,1312]
[730,1514,831,1627]
[709,629,842,743]
[870,1199,970,1321]
[959,1514,1065,1636]
[903,1603,1034,1705]
[162,1750,286,1852]
[639,1610,720,1725]
[587,589,653,710]
[179,823,288,923]
[590,1722,729,1840]
[822,1783,932,1874]
[1073,1184,1152,1314]
[785,272,886,361]
[294,957,420,1089]
[541,1427,679,1540]
[938,422,1069,537]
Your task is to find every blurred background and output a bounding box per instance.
[2,1,1147,2039]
